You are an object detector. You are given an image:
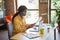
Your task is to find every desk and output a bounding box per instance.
[10,24,57,40]
[11,33,47,40]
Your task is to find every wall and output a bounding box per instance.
[39,2,48,23]
[4,0,15,15]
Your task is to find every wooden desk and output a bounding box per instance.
[11,33,45,40]
[10,31,56,40]
[11,24,57,40]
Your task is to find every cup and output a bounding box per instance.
[39,27,44,37]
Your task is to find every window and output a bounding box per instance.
[26,11,39,24]
[17,0,39,9]
[0,0,2,3]
[40,0,48,2]
[17,0,39,24]
[0,11,3,18]
[50,0,60,23]
[0,0,4,18]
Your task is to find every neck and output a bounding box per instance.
[19,14,24,19]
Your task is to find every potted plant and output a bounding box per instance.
[53,0,60,32]
[56,10,60,32]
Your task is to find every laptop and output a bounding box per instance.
[22,17,43,39]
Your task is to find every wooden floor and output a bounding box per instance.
[0,30,9,40]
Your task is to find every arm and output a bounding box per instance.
[26,23,36,29]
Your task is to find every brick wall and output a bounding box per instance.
[39,3,48,23]
[4,0,14,15]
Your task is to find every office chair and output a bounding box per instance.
[7,22,13,40]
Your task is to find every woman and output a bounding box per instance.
[12,5,35,36]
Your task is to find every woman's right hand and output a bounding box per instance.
[29,23,36,28]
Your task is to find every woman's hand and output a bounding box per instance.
[29,23,36,28]
[26,23,36,29]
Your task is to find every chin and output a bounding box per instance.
[23,15,25,16]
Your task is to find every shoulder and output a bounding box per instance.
[14,15,19,20]
[12,14,19,23]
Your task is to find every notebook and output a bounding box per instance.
[22,33,40,39]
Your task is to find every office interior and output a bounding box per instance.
[0,0,60,40]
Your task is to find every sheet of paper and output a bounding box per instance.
[35,17,42,23]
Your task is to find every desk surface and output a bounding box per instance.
[11,33,44,40]
[11,24,58,40]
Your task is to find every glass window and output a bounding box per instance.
[0,4,2,10]
[26,11,39,24]
[0,0,2,3]
[17,0,39,24]
[51,11,56,22]
[17,0,39,9]
[51,0,60,23]
[0,10,3,18]
[51,0,60,9]
[40,0,48,2]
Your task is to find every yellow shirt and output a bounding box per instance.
[12,14,29,36]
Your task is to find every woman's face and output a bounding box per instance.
[21,10,27,16]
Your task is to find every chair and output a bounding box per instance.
[7,22,13,40]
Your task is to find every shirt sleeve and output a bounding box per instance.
[25,24,30,29]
